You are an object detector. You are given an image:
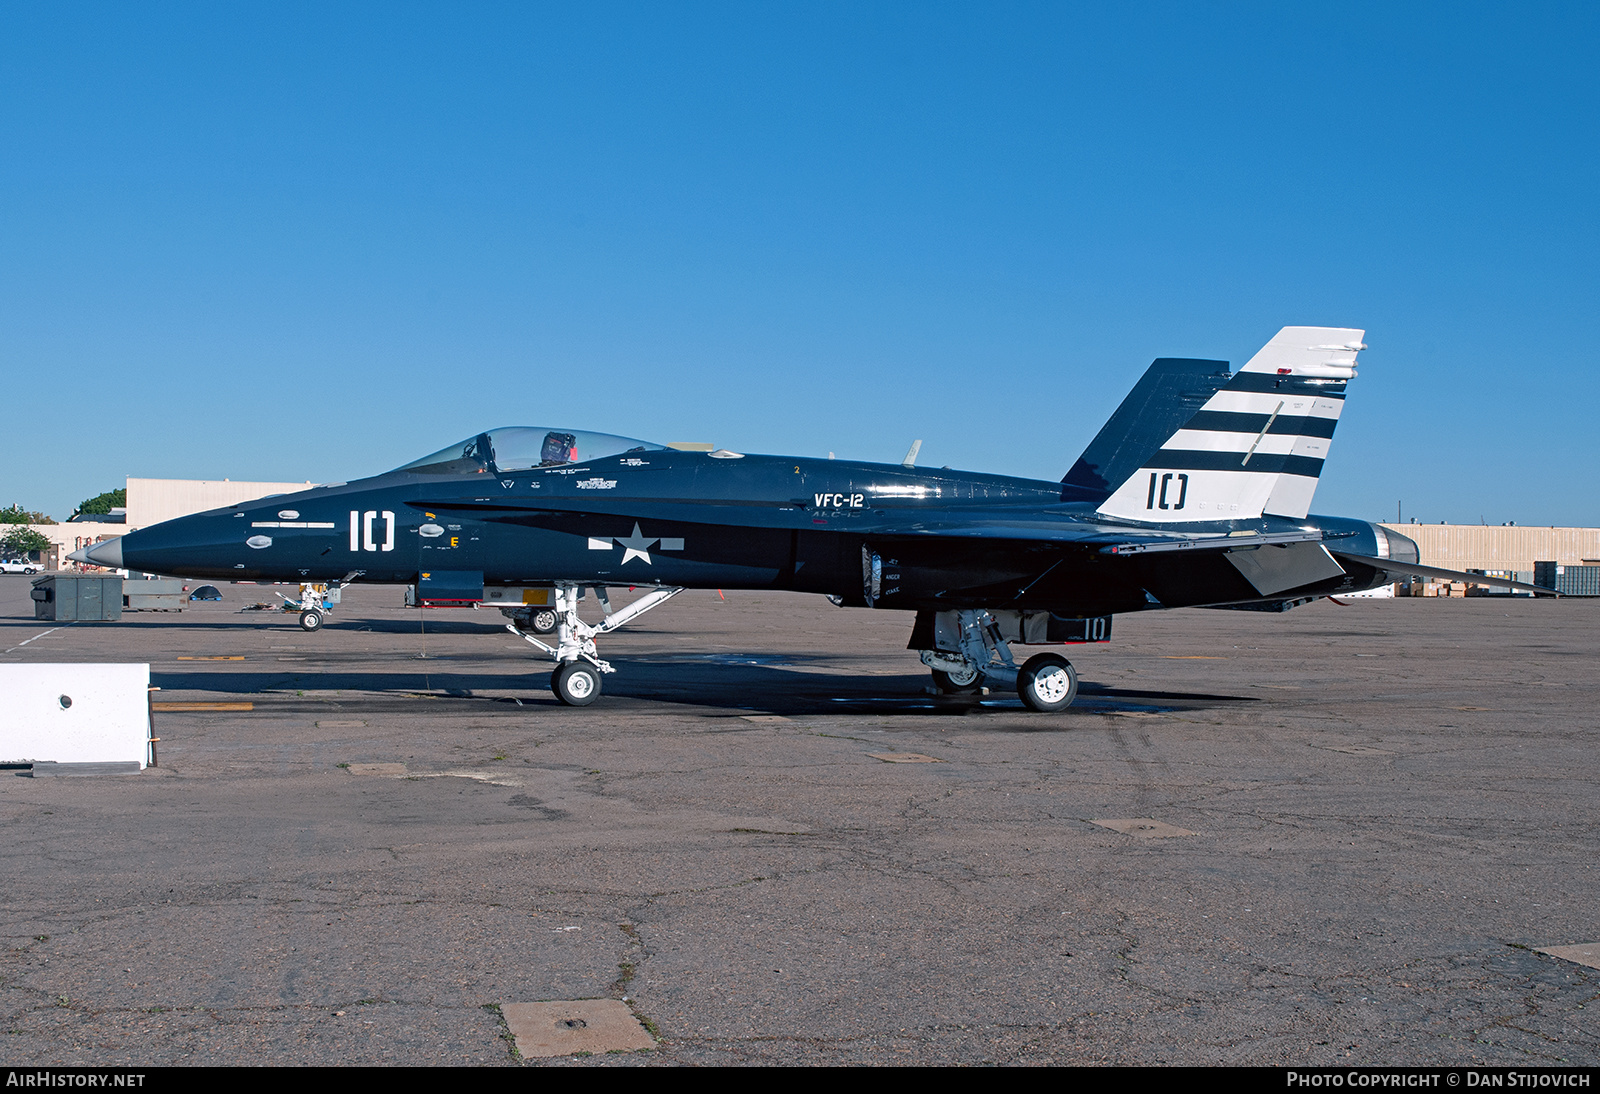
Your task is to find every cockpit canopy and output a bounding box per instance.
[395,427,666,476]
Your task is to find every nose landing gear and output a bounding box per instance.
[285,572,358,632]
[287,582,335,631]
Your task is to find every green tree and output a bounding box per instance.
[74,488,126,517]
[0,505,54,525]
[0,527,50,558]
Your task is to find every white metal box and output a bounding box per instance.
[0,663,151,770]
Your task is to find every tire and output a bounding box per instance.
[1017,653,1077,712]
[931,667,982,694]
[551,660,601,706]
[298,609,323,632]
[530,608,558,634]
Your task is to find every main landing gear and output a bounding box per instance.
[506,582,684,706]
[918,608,1080,712]
[1017,653,1078,713]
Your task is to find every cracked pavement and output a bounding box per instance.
[0,578,1595,1065]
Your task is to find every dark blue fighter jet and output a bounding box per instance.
[72,327,1548,709]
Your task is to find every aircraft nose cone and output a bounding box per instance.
[68,537,124,568]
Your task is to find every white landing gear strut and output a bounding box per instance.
[506,582,684,706]
[918,608,1079,712]
[295,584,328,632]
[291,571,359,633]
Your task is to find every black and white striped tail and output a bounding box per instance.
[1095,326,1365,523]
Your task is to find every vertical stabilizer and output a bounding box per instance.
[1062,358,1231,501]
[1094,326,1365,523]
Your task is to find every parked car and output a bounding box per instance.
[0,559,40,574]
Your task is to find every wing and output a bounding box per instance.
[412,493,1318,549]
[412,493,1371,610]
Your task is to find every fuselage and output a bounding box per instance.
[107,446,1397,618]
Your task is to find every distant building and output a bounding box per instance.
[1378,523,1600,574]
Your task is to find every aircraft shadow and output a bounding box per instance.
[151,659,1257,720]
[71,615,687,638]
[104,615,509,636]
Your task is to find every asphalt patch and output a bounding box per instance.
[501,1000,655,1058]
[1091,818,1196,839]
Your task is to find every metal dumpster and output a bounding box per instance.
[30,575,124,621]
[123,578,185,611]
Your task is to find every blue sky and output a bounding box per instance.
[2,3,1595,524]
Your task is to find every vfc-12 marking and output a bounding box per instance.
[815,493,866,509]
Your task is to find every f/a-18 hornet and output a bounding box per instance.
[73,326,1546,709]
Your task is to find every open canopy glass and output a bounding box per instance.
[394,427,666,476]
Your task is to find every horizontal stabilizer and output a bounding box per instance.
[1329,552,1557,596]
[1226,541,1346,596]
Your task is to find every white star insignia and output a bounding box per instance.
[615,522,659,566]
